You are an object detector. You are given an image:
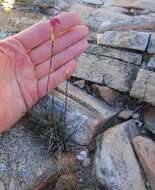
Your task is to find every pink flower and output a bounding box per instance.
[49,18,61,28]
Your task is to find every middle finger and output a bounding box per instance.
[29,25,89,65]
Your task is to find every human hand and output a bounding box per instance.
[0,12,89,132]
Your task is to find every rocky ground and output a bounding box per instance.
[0,0,155,190]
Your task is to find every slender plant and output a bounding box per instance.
[24,16,88,153]
[46,17,61,119]
[64,70,70,126]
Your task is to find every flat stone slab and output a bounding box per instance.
[82,0,104,5]
[69,3,101,32]
[73,53,139,92]
[148,33,155,54]
[97,31,150,52]
[143,106,155,134]
[98,13,155,33]
[95,120,146,190]
[107,0,155,12]
[133,136,155,190]
[130,69,155,105]
[69,4,130,33]
[0,125,59,190]
[54,90,116,145]
[87,44,143,65]
[147,55,155,70]
[0,8,44,35]
[57,82,117,117]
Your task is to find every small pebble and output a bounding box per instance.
[83,158,91,167]
[76,155,84,161]
[76,151,87,161]
[132,113,139,119]
[78,178,83,183]
[118,110,133,120]
[134,119,140,125]
[137,121,143,128]
[73,80,85,89]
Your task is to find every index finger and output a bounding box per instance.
[15,12,81,51]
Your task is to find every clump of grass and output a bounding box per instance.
[24,96,84,154]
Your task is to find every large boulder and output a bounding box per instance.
[95,120,146,190]
[133,136,155,190]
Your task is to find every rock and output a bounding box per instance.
[69,4,129,32]
[73,53,139,92]
[108,0,155,12]
[132,136,155,190]
[143,106,155,134]
[73,80,85,89]
[96,8,130,31]
[15,0,69,12]
[118,110,133,120]
[95,120,146,190]
[87,44,143,65]
[0,124,76,189]
[34,182,49,190]
[76,151,88,162]
[55,92,114,146]
[57,82,117,118]
[97,31,150,52]
[0,181,5,190]
[132,113,140,119]
[0,8,44,35]
[135,120,143,128]
[148,33,155,54]
[97,6,131,31]
[53,0,70,11]
[69,3,100,32]
[55,174,77,190]
[82,0,104,5]
[130,69,155,105]
[147,55,155,70]
[98,12,155,33]
[83,158,91,167]
[57,82,119,145]
[91,84,121,105]
[0,29,15,40]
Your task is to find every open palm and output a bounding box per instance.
[0,12,88,132]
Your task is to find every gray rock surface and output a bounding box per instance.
[0,124,58,190]
[73,53,139,92]
[0,181,5,190]
[82,0,104,5]
[143,106,155,134]
[0,7,45,37]
[97,31,150,52]
[91,84,121,105]
[98,11,155,33]
[130,69,155,105]
[95,120,146,190]
[57,82,117,118]
[108,0,155,11]
[55,88,117,145]
[87,44,143,65]
[147,56,155,70]
[133,136,155,190]
[148,33,155,54]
